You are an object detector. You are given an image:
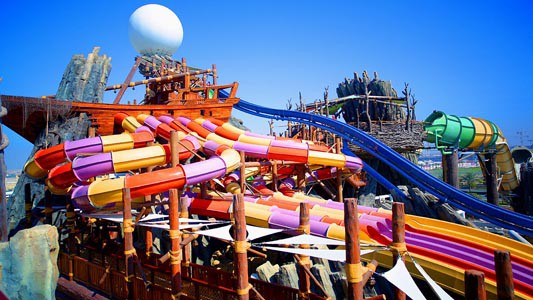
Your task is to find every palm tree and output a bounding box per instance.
[460,172,483,192]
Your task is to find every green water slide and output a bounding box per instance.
[424,110,518,191]
[424,111,499,151]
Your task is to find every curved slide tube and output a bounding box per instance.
[159,116,363,172]
[25,131,155,178]
[232,98,533,236]
[70,141,240,208]
[424,111,519,191]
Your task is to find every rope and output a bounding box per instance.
[390,242,407,254]
[297,255,311,265]
[168,229,181,239]
[169,250,181,265]
[236,284,252,295]
[123,219,134,233]
[346,262,363,283]
[297,224,310,234]
[124,249,136,256]
[233,241,250,254]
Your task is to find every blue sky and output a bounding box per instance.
[1,1,532,170]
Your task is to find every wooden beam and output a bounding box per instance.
[464,270,486,300]
[336,137,343,202]
[391,202,406,300]
[233,194,250,300]
[298,202,311,299]
[112,57,142,104]
[169,130,182,299]
[442,150,459,188]
[485,152,499,205]
[494,250,514,300]
[122,187,134,299]
[344,198,363,300]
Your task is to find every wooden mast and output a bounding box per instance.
[391,202,406,300]
[344,198,363,300]
[233,193,250,300]
[169,130,183,299]
[298,202,311,299]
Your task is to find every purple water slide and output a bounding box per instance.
[270,206,323,222]
[142,115,161,131]
[359,215,532,285]
[345,155,363,170]
[269,212,330,236]
[233,141,269,158]
[280,177,296,189]
[135,125,153,134]
[70,185,95,212]
[182,157,227,186]
[202,140,221,156]
[183,135,201,151]
[158,115,174,124]
[322,200,379,214]
[244,131,275,140]
[177,116,191,126]
[201,119,218,132]
[243,195,259,203]
[64,137,103,161]
[72,153,114,181]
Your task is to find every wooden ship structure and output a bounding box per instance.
[0,55,239,144]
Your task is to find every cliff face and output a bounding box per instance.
[7,47,111,234]
[0,225,59,299]
[337,71,405,123]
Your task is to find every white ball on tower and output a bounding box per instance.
[128,4,183,56]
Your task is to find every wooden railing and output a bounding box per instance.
[57,246,327,300]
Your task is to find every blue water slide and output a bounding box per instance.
[232,98,533,236]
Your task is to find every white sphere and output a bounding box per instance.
[128,4,183,56]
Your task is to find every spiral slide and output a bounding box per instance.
[424,111,519,191]
[233,98,533,237]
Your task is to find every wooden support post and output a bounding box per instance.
[233,194,249,300]
[485,152,499,205]
[298,203,311,300]
[25,183,32,228]
[442,150,459,188]
[179,194,191,277]
[88,126,96,138]
[296,164,306,193]
[464,270,486,300]
[240,151,246,193]
[169,188,182,299]
[344,198,363,300]
[494,250,514,300]
[113,57,142,104]
[44,189,53,224]
[66,200,76,281]
[122,188,135,300]
[391,202,406,300]
[336,137,344,202]
[169,130,182,299]
[142,140,155,261]
[272,161,279,192]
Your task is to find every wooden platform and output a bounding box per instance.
[58,245,327,300]
[0,95,238,143]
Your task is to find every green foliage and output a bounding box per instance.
[460,171,483,192]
